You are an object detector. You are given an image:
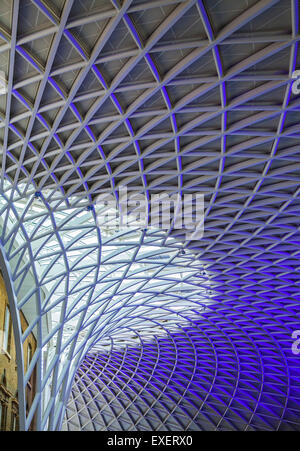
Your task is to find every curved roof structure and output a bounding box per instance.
[0,0,299,431]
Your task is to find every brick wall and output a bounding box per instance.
[0,272,37,431]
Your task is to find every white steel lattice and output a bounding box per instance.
[63,318,300,431]
[0,178,208,430]
[0,0,299,432]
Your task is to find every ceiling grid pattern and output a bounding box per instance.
[63,317,300,431]
[0,0,299,431]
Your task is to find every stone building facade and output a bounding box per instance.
[0,272,37,431]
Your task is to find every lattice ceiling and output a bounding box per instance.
[0,0,299,431]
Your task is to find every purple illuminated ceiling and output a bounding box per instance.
[0,0,299,431]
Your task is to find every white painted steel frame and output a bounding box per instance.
[0,0,299,432]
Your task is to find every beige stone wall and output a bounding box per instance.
[0,272,37,431]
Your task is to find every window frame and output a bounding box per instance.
[2,305,11,354]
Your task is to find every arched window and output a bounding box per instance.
[2,306,10,354]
